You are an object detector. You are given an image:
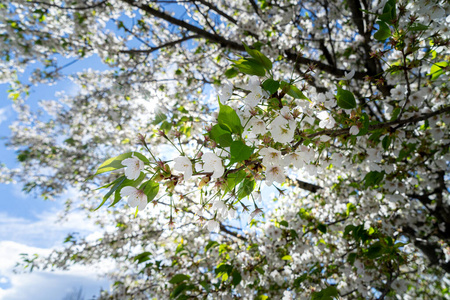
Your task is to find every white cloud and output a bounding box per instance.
[0,241,109,300]
[0,106,10,125]
[0,206,113,300]
[0,208,99,249]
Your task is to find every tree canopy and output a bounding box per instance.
[1,0,450,298]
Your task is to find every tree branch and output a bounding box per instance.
[30,0,108,10]
[119,34,200,54]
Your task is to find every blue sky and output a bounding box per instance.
[0,4,191,299]
[0,54,112,299]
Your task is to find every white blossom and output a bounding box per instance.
[202,152,224,178]
[120,186,148,211]
[173,156,193,180]
[122,155,145,180]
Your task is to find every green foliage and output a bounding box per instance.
[229,140,254,164]
[363,171,385,188]
[243,42,273,70]
[262,78,280,94]
[374,21,391,41]
[231,58,266,76]
[237,178,256,200]
[94,152,149,176]
[209,124,233,147]
[140,180,160,202]
[218,100,244,135]
[311,286,339,300]
[336,86,356,109]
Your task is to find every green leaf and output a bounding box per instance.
[215,263,233,276]
[232,58,266,76]
[390,107,401,121]
[230,140,254,164]
[225,67,239,79]
[374,21,391,41]
[140,180,159,202]
[428,61,448,80]
[209,124,233,147]
[152,111,167,125]
[205,241,219,252]
[95,176,127,210]
[382,135,391,151]
[231,270,242,286]
[169,274,190,284]
[281,81,310,101]
[409,23,429,31]
[133,251,152,264]
[282,255,292,261]
[363,171,385,188]
[218,100,244,135]
[347,253,357,265]
[95,152,149,176]
[311,286,339,300]
[224,170,246,194]
[318,223,327,234]
[237,178,256,200]
[170,283,188,298]
[366,242,384,259]
[243,42,273,70]
[336,86,356,109]
[109,172,146,207]
[262,78,280,94]
[279,220,289,227]
[379,0,396,24]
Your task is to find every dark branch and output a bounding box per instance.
[119,35,200,54]
[30,0,108,10]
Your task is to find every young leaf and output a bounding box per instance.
[140,180,159,202]
[428,61,448,80]
[169,274,190,284]
[363,171,385,188]
[224,67,239,78]
[218,100,243,135]
[237,178,256,200]
[209,124,233,147]
[230,140,254,164]
[374,21,391,41]
[231,270,242,287]
[281,81,310,101]
[336,86,356,109]
[242,42,273,70]
[95,176,127,211]
[311,286,339,300]
[109,172,146,207]
[232,58,266,76]
[262,78,280,95]
[95,152,149,176]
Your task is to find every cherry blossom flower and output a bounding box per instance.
[205,219,220,233]
[390,85,406,99]
[173,156,193,180]
[317,111,335,129]
[248,208,263,223]
[337,69,355,80]
[260,147,283,166]
[265,165,286,186]
[349,125,359,135]
[269,116,295,143]
[122,155,145,180]
[245,117,267,135]
[120,186,148,210]
[245,86,266,107]
[202,152,224,178]
[218,82,233,102]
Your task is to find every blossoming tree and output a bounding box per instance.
[1,0,450,298]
